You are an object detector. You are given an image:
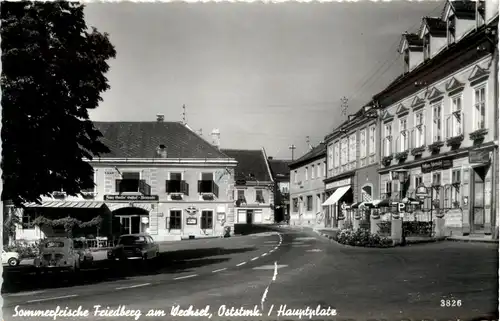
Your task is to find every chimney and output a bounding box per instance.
[156,114,164,122]
[210,128,220,149]
[156,144,167,158]
[268,156,273,160]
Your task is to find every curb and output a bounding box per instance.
[446,237,498,244]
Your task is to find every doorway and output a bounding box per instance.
[471,166,486,234]
[246,210,253,224]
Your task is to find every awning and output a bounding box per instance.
[322,186,351,207]
[372,199,391,208]
[107,203,153,212]
[350,202,362,209]
[23,201,107,209]
[359,201,376,209]
[402,197,421,205]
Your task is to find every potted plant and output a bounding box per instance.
[446,134,464,147]
[394,150,409,161]
[469,128,488,141]
[382,155,393,166]
[411,146,426,156]
[452,200,460,208]
[428,141,444,153]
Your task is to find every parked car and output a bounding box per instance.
[2,249,20,266]
[107,234,159,261]
[34,237,80,273]
[73,240,94,267]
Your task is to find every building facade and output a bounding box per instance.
[16,118,239,242]
[289,144,326,227]
[323,104,381,227]
[373,1,498,238]
[268,158,292,223]
[220,148,275,224]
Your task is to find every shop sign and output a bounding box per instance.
[104,195,159,201]
[415,184,429,199]
[421,158,452,173]
[469,150,490,164]
[325,178,351,190]
[186,217,197,225]
[141,217,149,224]
[186,206,197,215]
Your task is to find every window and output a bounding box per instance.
[82,171,97,193]
[323,162,326,176]
[328,144,334,169]
[474,86,486,130]
[451,169,461,208]
[334,142,340,168]
[22,210,37,228]
[316,194,322,213]
[399,118,408,152]
[294,170,298,183]
[237,190,246,202]
[118,172,141,193]
[349,134,356,163]
[341,138,348,165]
[385,181,392,199]
[432,103,442,142]
[317,163,321,178]
[360,129,366,159]
[201,211,213,229]
[292,198,298,212]
[306,195,313,211]
[449,95,463,137]
[432,172,441,186]
[256,189,265,203]
[167,172,184,194]
[415,175,423,189]
[168,210,182,230]
[423,33,431,60]
[447,15,456,44]
[305,167,309,181]
[369,125,376,155]
[311,165,315,179]
[384,124,392,156]
[414,112,424,147]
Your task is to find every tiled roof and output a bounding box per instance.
[443,1,477,19]
[289,143,326,169]
[424,17,447,36]
[220,149,272,182]
[93,121,229,159]
[268,159,292,178]
[405,33,424,47]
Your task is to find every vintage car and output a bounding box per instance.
[73,239,94,267]
[2,249,20,266]
[107,234,160,261]
[34,237,81,273]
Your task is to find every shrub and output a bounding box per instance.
[4,240,40,259]
[334,228,392,248]
[377,221,391,235]
[403,221,433,236]
[343,220,354,230]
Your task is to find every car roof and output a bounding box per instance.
[119,234,151,237]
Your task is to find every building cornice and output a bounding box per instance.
[288,153,326,170]
[323,170,356,184]
[90,158,238,166]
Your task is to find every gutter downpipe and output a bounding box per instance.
[493,33,499,238]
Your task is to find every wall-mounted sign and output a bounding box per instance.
[325,178,351,191]
[421,158,453,173]
[104,195,159,202]
[217,213,226,221]
[141,217,149,224]
[186,217,197,225]
[469,150,491,164]
[415,184,429,199]
[186,206,197,215]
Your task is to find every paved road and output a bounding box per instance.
[2,228,498,321]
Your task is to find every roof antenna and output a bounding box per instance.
[182,104,187,125]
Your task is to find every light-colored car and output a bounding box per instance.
[2,250,20,266]
[108,234,160,261]
[34,237,80,272]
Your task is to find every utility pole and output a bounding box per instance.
[289,144,296,161]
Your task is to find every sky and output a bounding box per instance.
[84,1,444,160]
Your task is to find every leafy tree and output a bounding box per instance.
[1,1,115,207]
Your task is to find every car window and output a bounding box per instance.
[149,236,155,244]
[44,241,65,248]
[119,236,146,245]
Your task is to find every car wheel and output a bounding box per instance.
[8,258,19,266]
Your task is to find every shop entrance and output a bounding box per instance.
[114,207,150,235]
[471,166,487,234]
[246,210,253,224]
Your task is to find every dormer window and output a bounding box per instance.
[403,48,410,73]
[423,33,431,61]
[447,14,456,44]
[156,144,167,158]
[477,0,485,26]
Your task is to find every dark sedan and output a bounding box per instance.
[107,234,160,261]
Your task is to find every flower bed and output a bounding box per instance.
[403,221,433,236]
[334,229,392,248]
[377,221,391,236]
[4,240,40,259]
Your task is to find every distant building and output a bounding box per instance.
[268,158,292,223]
[221,148,275,224]
[16,116,238,242]
[288,144,327,227]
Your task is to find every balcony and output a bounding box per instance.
[115,179,151,195]
[198,180,219,198]
[166,180,189,195]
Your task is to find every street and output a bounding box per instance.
[2,228,498,321]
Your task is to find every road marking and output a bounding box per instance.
[27,294,78,303]
[294,237,318,241]
[251,257,259,261]
[270,249,275,253]
[253,264,288,270]
[212,268,227,273]
[292,244,312,247]
[7,290,46,297]
[236,262,247,266]
[306,249,323,252]
[290,242,305,245]
[264,241,277,244]
[173,274,198,280]
[116,283,151,290]
[274,246,279,250]
[261,253,268,257]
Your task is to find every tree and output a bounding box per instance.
[1,1,115,207]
